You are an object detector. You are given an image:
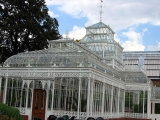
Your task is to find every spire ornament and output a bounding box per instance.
[66,30,69,39]
[99,0,104,22]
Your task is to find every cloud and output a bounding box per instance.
[48,11,59,18]
[45,0,160,51]
[148,42,160,51]
[62,26,86,40]
[64,26,147,51]
[121,28,147,51]
[122,41,145,51]
[46,0,160,31]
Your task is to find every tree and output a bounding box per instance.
[0,0,61,63]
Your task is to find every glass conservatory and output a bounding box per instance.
[0,22,155,120]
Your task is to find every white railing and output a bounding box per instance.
[125,113,147,118]
[16,107,25,114]
[52,111,124,119]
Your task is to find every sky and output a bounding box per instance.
[45,0,160,51]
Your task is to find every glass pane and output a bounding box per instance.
[155,103,160,114]
[28,89,32,108]
[35,92,39,109]
[41,92,45,110]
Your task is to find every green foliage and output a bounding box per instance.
[125,92,147,113]
[73,97,87,112]
[0,103,22,120]
[0,0,61,63]
[133,104,143,113]
[76,39,81,42]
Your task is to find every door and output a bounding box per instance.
[32,89,46,120]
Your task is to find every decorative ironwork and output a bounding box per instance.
[16,107,25,114]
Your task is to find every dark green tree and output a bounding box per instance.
[0,0,61,63]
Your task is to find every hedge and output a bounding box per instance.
[0,103,22,120]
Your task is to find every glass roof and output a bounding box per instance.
[86,22,107,28]
[82,22,115,43]
[86,22,115,33]
[4,47,88,67]
[0,20,154,85]
[121,71,150,83]
[3,40,123,80]
[81,22,124,70]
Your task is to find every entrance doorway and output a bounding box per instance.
[32,89,46,120]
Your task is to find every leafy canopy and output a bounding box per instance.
[0,0,61,63]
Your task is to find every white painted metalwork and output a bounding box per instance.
[81,22,124,71]
[0,21,155,120]
[125,113,147,118]
[99,0,103,22]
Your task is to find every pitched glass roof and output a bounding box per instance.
[80,22,124,71]
[121,71,150,83]
[86,22,114,33]
[1,21,151,84]
[3,40,123,80]
[4,47,88,67]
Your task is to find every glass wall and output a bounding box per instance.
[125,90,148,113]
[155,103,160,114]
[104,84,112,113]
[52,77,88,112]
[93,81,103,113]
[6,78,23,107]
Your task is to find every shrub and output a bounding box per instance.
[0,103,22,120]
[0,115,14,120]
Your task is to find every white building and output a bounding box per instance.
[0,22,158,120]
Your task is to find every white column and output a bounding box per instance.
[110,85,113,118]
[58,79,62,112]
[3,77,8,104]
[30,81,34,117]
[143,90,145,118]
[123,90,125,117]
[65,80,68,111]
[77,77,82,119]
[117,87,120,116]
[20,81,23,108]
[112,59,115,69]
[10,79,13,106]
[152,102,155,114]
[90,79,94,116]
[45,89,49,120]
[25,87,29,112]
[71,78,74,112]
[86,78,91,117]
[101,83,105,116]
[147,89,151,118]
[51,81,55,112]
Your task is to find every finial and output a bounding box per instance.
[99,0,104,22]
[65,30,69,39]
